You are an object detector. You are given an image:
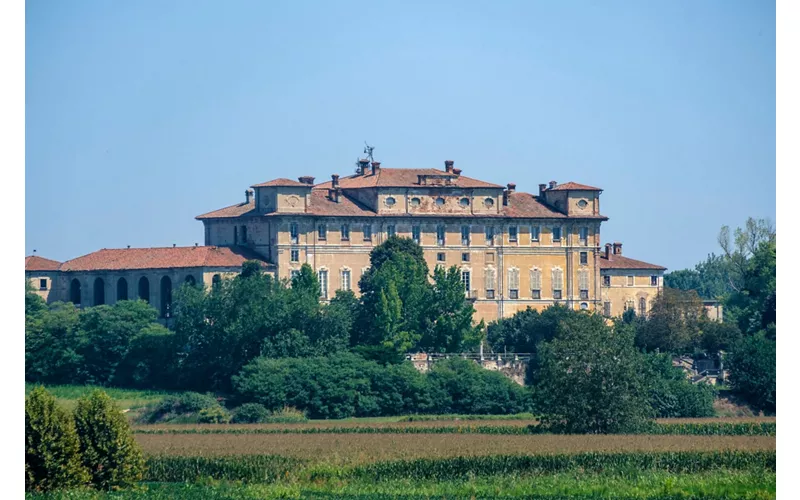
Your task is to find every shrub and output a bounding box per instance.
[231,403,270,424]
[727,333,776,414]
[643,353,716,418]
[264,406,307,423]
[73,389,146,490]
[197,406,231,424]
[25,386,90,492]
[143,392,222,423]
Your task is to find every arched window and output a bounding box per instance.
[117,278,128,301]
[184,275,196,286]
[212,274,221,287]
[93,277,105,306]
[160,276,172,318]
[639,297,647,317]
[69,279,82,305]
[138,277,150,303]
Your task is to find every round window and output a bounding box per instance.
[385,197,396,206]
[459,197,470,207]
[484,198,495,208]
[436,197,445,206]
[580,302,589,310]
[577,199,588,209]
[410,197,421,207]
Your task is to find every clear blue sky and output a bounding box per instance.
[25,0,775,271]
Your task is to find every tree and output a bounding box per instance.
[727,333,776,414]
[717,217,775,293]
[420,266,484,353]
[113,324,177,389]
[26,302,85,384]
[664,254,734,300]
[534,315,651,433]
[73,390,145,490]
[25,386,90,491]
[642,353,716,418]
[724,239,776,335]
[634,288,705,354]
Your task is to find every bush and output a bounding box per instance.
[25,386,90,492]
[727,333,776,414]
[143,392,222,423]
[197,406,231,424]
[73,389,146,490]
[643,353,716,418]
[264,406,308,423]
[231,403,270,424]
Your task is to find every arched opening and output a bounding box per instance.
[639,297,647,317]
[93,277,105,306]
[69,279,82,305]
[138,277,150,303]
[212,274,221,286]
[160,276,172,318]
[184,275,196,286]
[117,278,128,301]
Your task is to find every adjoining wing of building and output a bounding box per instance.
[26,158,668,323]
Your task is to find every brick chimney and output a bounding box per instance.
[371,161,381,174]
[331,174,340,188]
[549,180,557,189]
[539,183,547,198]
[329,174,341,203]
[507,183,516,193]
[444,160,454,173]
[358,159,370,175]
[503,183,516,206]
[605,243,612,260]
[452,168,462,176]
[613,242,623,255]
[298,176,315,185]
[245,189,252,204]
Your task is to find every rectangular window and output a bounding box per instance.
[532,289,541,299]
[461,271,471,297]
[485,267,496,298]
[462,252,470,262]
[486,252,495,263]
[363,225,372,241]
[604,302,612,316]
[509,289,519,299]
[508,226,518,243]
[627,276,634,286]
[412,225,421,244]
[552,226,562,242]
[461,226,470,246]
[290,269,300,280]
[579,269,589,300]
[580,252,588,265]
[579,227,588,245]
[437,252,446,262]
[318,224,327,240]
[341,269,351,291]
[530,268,542,299]
[531,226,540,242]
[603,275,611,287]
[651,275,659,286]
[341,224,350,241]
[580,290,589,300]
[437,225,446,246]
[290,249,299,262]
[290,222,299,244]
[486,289,495,299]
[319,269,328,299]
[508,268,520,299]
[39,279,47,290]
[485,226,495,246]
[387,225,396,238]
[552,268,563,299]
[553,290,562,300]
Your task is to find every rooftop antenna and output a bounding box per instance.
[363,142,375,162]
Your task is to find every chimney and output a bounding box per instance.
[358,159,370,175]
[539,183,547,198]
[605,243,612,260]
[549,180,557,189]
[195,243,198,247]
[444,160,454,173]
[452,168,462,176]
[245,190,252,204]
[503,183,516,206]
[298,176,315,185]
[613,242,623,256]
[173,243,176,247]
[506,183,516,194]
[127,245,130,249]
[371,161,381,174]
[331,174,340,188]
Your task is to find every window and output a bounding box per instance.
[486,252,495,263]
[290,269,300,280]
[412,225,421,244]
[385,196,396,206]
[579,269,589,300]
[461,271,471,297]
[363,224,372,241]
[436,197,445,206]
[462,252,470,262]
[639,297,647,316]
[459,197,470,207]
[319,269,328,299]
[39,278,47,290]
[341,269,351,291]
[627,276,634,286]
[508,268,520,299]
[437,252,446,262]
[508,226,518,243]
[603,275,611,287]
[580,252,588,265]
[579,227,588,245]
[410,197,421,207]
[461,225,470,246]
[234,226,238,244]
[290,249,299,262]
[552,268,564,299]
[485,226,495,246]
[531,226,540,242]
[484,197,495,208]
[580,302,589,310]
[552,226,562,242]
[318,224,327,240]
[437,225,445,246]
[387,225,396,238]
[651,275,659,286]
[626,299,634,311]
[604,302,612,316]
[290,222,299,244]
[485,267,496,299]
[341,224,350,241]
[241,225,248,244]
[530,268,542,299]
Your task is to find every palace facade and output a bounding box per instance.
[26,158,667,323]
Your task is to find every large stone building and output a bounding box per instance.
[26,158,667,324]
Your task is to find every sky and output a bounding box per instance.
[25,0,776,271]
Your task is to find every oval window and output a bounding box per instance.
[386,197,396,206]
[410,197,421,207]
[484,198,495,208]
[459,197,470,207]
[436,197,445,206]
[578,199,588,209]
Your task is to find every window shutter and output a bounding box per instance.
[485,268,496,290]
[579,270,588,290]
[508,268,519,290]
[552,268,563,290]
[530,269,541,290]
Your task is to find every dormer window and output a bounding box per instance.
[436,197,445,206]
[459,197,470,207]
[385,196,396,207]
[410,197,421,207]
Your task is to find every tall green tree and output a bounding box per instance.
[727,332,776,414]
[26,302,85,383]
[634,288,705,354]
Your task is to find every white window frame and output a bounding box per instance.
[508,267,520,299]
[461,225,470,246]
[627,275,634,287]
[412,225,421,244]
[485,266,496,299]
[340,268,352,291]
[552,226,563,242]
[508,226,518,243]
[531,226,541,243]
[290,248,300,263]
[341,224,350,241]
[318,268,329,299]
[437,225,446,246]
[461,269,471,298]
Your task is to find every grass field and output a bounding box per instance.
[24,383,173,411]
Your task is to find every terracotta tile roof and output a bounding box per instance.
[196,201,256,220]
[251,178,310,188]
[25,255,62,271]
[550,181,603,191]
[306,190,375,216]
[503,192,569,218]
[599,255,666,270]
[59,246,271,272]
[314,168,503,189]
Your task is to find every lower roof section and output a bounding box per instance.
[58,245,272,272]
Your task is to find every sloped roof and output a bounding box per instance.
[549,181,603,191]
[599,255,666,270]
[60,246,270,272]
[314,168,503,189]
[196,201,257,220]
[25,255,62,271]
[251,178,310,188]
